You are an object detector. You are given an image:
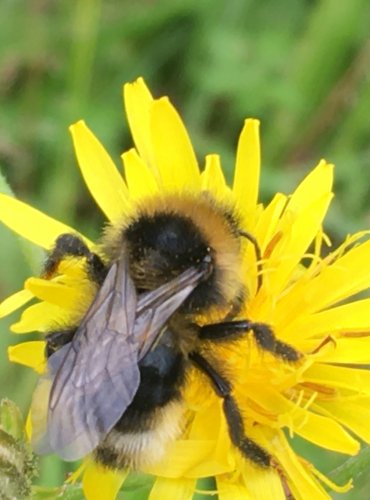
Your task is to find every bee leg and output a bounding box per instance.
[189,351,271,467]
[45,327,76,358]
[44,233,107,284]
[199,320,301,362]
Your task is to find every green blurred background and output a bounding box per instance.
[0,0,370,497]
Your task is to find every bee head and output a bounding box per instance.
[102,194,245,316]
[124,212,213,298]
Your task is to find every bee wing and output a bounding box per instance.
[134,266,205,359]
[41,259,205,461]
[45,258,140,460]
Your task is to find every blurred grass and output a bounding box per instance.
[0,0,370,496]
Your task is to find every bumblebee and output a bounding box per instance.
[35,193,301,470]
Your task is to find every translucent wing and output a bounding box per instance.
[46,258,139,460]
[134,266,205,359]
[38,258,205,461]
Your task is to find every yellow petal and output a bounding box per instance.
[233,119,260,221]
[299,337,370,364]
[25,410,32,441]
[150,97,200,191]
[304,363,370,395]
[247,384,359,455]
[25,278,82,309]
[82,461,128,500]
[265,191,333,298]
[188,399,223,440]
[254,193,288,254]
[56,255,95,281]
[201,154,230,199]
[307,238,370,310]
[216,477,253,500]
[241,463,286,500]
[276,239,370,323]
[0,289,33,318]
[243,426,332,499]
[121,148,158,199]
[288,160,333,213]
[124,77,155,170]
[282,298,370,342]
[146,399,234,478]
[317,398,370,444]
[188,400,235,475]
[308,462,352,494]
[8,341,46,373]
[291,410,359,456]
[69,121,130,221]
[149,477,196,500]
[145,440,233,478]
[29,377,52,447]
[266,161,333,295]
[11,302,68,333]
[0,194,92,249]
[271,430,331,500]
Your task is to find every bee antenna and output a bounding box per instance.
[239,230,263,291]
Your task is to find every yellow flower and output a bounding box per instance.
[1,77,370,499]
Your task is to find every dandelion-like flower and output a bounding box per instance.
[1,78,370,499]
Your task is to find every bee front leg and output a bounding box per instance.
[199,320,301,362]
[45,328,77,358]
[189,351,271,467]
[44,233,107,284]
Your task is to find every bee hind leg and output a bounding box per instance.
[44,233,107,284]
[189,351,270,467]
[199,320,301,362]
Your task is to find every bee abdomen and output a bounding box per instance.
[94,401,184,469]
[120,342,185,420]
[94,334,187,469]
